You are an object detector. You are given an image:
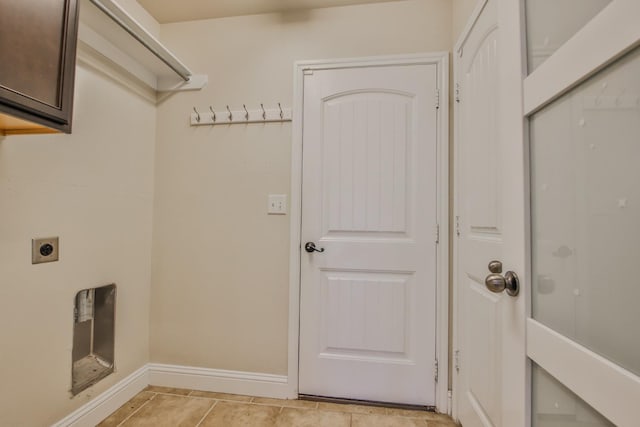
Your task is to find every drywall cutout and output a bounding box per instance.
[71,284,116,396]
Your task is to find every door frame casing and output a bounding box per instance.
[287,53,450,411]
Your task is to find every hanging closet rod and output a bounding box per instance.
[88,0,192,82]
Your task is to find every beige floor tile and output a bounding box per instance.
[121,394,213,427]
[144,385,192,396]
[252,397,317,409]
[189,390,253,402]
[426,421,460,427]
[276,408,351,427]
[386,408,449,420]
[97,391,155,427]
[316,401,387,415]
[352,413,429,427]
[199,401,280,427]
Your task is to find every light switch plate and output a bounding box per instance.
[268,194,287,215]
[32,237,59,264]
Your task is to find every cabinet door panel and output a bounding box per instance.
[0,0,78,132]
[0,0,66,106]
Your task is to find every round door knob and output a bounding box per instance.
[485,273,506,293]
[484,261,519,297]
[304,242,325,253]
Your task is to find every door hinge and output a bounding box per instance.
[435,89,440,109]
[454,350,460,372]
[303,68,314,75]
[455,83,461,103]
[435,224,440,244]
[434,359,439,382]
[455,216,461,237]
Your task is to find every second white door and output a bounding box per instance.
[299,60,440,406]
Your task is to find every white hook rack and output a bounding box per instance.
[190,105,292,126]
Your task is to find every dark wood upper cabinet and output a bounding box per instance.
[0,0,79,134]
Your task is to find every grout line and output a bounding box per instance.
[194,400,218,427]
[115,398,153,427]
[152,391,193,398]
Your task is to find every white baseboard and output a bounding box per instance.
[51,366,149,427]
[52,363,294,426]
[148,363,295,400]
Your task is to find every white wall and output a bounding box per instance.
[0,62,156,426]
[150,0,452,375]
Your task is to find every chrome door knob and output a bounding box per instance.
[484,260,519,296]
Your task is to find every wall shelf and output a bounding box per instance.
[78,0,207,93]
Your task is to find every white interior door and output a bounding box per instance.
[298,60,439,406]
[454,0,527,425]
[455,1,640,426]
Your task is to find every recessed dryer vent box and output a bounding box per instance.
[71,284,116,395]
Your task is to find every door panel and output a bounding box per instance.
[455,0,527,425]
[323,92,412,236]
[528,38,640,427]
[465,279,501,424]
[525,0,612,72]
[323,271,411,357]
[455,0,505,425]
[299,63,438,405]
[532,364,614,427]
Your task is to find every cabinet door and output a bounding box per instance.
[0,0,79,133]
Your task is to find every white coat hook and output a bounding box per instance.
[190,104,291,126]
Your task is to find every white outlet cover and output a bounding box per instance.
[268,194,287,215]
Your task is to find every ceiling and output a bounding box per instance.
[136,0,406,24]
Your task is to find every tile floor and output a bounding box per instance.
[98,386,460,427]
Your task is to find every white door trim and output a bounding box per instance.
[288,52,449,412]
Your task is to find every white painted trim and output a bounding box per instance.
[527,319,640,427]
[52,363,295,426]
[523,0,640,115]
[51,365,149,427]
[289,52,450,412]
[148,363,294,399]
